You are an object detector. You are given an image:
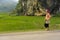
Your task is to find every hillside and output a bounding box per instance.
[0,0,18,12]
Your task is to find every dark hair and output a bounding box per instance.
[46,8,50,13]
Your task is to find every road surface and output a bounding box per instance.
[0,31,60,40]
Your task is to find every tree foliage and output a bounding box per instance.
[13,0,60,16]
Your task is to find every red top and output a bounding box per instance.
[45,9,51,20]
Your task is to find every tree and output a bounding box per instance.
[13,0,60,16]
[50,0,60,15]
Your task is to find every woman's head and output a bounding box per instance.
[46,8,51,15]
[46,9,50,13]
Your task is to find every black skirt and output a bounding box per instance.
[44,23,49,28]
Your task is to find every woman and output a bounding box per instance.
[44,9,51,31]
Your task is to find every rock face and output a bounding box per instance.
[15,0,60,16]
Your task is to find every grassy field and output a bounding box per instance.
[0,13,60,33]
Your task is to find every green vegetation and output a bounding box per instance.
[0,0,60,33]
[14,0,60,16]
[50,17,60,30]
[0,13,60,33]
[0,15,44,32]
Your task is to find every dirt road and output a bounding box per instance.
[0,31,60,40]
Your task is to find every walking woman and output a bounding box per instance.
[44,9,51,31]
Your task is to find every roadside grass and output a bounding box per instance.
[50,17,60,30]
[0,16,44,32]
[0,13,60,33]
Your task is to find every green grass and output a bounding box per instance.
[0,16,44,32]
[50,17,60,30]
[0,13,60,33]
